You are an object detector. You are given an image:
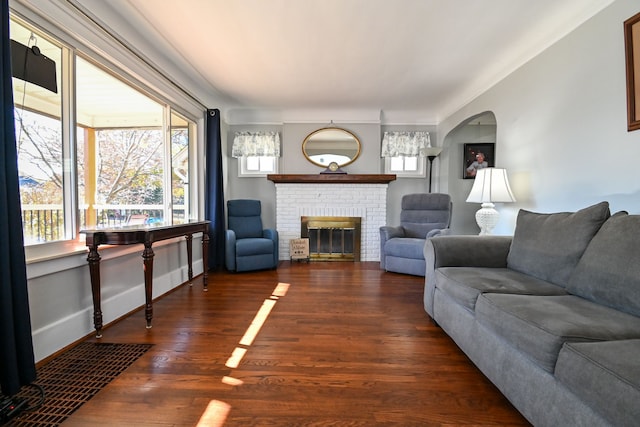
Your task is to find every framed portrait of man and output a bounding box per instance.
[463,143,495,179]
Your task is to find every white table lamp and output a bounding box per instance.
[466,168,515,235]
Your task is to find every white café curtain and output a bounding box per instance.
[232,131,281,157]
[380,131,431,157]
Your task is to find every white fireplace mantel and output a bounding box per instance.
[267,174,396,184]
[268,175,395,262]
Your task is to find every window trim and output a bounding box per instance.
[383,156,427,178]
[237,155,279,177]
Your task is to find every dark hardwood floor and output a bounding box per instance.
[60,261,529,426]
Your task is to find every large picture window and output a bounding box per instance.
[10,17,195,249]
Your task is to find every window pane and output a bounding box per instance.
[405,156,418,171]
[76,57,164,228]
[259,157,275,172]
[171,111,191,224]
[389,157,404,171]
[240,156,278,176]
[246,157,260,171]
[11,19,64,244]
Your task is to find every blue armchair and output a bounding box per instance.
[380,193,452,276]
[225,199,279,272]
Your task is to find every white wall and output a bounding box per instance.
[438,0,640,235]
[27,238,205,362]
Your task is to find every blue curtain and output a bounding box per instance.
[0,0,37,396]
[204,109,225,270]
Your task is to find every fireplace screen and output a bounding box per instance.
[301,216,361,261]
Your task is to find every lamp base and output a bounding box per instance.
[475,202,499,235]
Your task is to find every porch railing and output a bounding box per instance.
[22,204,64,244]
[21,204,186,245]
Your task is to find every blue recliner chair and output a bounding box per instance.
[380,193,452,276]
[225,199,279,272]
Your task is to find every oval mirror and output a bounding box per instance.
[302,127,361,168]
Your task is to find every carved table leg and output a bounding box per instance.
[142,241,155,329]
[202,229,209,291]
[87,244,103,338]
[186,233,193,285]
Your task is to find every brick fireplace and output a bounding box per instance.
[268,174,395,262]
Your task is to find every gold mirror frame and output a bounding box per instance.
[302,127,361,168]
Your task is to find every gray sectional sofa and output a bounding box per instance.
[423,202,640,427]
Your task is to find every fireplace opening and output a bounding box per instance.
[301,216,361,261]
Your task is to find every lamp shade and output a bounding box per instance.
[424,146,442,158]
[466,168,516,203]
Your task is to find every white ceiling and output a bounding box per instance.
[73,0,613,124]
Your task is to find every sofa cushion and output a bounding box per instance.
[567,212,640,317]
[475,293,640,372]
[506,202,610,287]
[556,340,640,427]
[436,267,567,311]
[383,238,425,260]
[236,237,274,256]
[229,215,263,239]
[228,200,264,239]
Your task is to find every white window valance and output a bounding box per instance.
[380,131,431,157]
[232,131,281,157]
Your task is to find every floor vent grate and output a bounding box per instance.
[2,342,152,426]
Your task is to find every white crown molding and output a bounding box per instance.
[224,108,384,125]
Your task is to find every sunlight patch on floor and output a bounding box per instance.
[203,282,291,424]
[273,282,290,297]
[221,376,244,386]
[228,282,290,363]
[239,299,276,346]
[196,400,231,427]
[225,347,247,369]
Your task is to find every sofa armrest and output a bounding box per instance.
[379,226,406,269]
[425,235,512,269]
[225,229,237,271]
[423,235,512,318]
[263,228,277,241]
[263,228,279,266]
[426,227,451,238]
[380,225,405,241]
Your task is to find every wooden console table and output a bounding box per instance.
[81,220,210,338]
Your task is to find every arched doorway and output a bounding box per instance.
[443,111,497,235]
